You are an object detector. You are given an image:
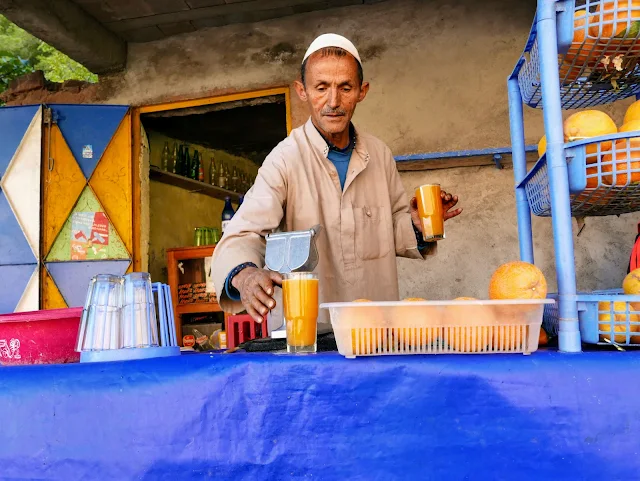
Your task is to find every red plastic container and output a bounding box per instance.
[0,308,82,365]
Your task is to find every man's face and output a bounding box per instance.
[295,53,369,137]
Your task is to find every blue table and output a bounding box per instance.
[0,351,639,480]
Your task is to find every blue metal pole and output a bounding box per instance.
[507,78,535,264]
[537,0,581,353]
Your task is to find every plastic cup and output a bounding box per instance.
[122,273,158,348]
[76,274,123,352]
[415,184,445,242]
[282,272,319,353]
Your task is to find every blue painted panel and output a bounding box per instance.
[46,260,130,308]
[53,105,128,179]
[0,105,39,178]
[0,190,36,265]
[0,264,36,314]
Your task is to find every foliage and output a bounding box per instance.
[0,14,97,94]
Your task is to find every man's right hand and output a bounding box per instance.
[231,267,283,323]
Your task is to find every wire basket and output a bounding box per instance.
[514,0,640,109]
[520,131,640,216]
[321,300,553,358]
[544,289,640,346]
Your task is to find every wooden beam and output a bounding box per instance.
[0,0,127,74]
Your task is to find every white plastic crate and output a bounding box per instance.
[321,299,553,358]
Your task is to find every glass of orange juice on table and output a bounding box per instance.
[415,184,445,242]
[283,272,319,353]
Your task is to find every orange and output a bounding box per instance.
[350,299,392,354]
[601,147,640,185]
[598,301,639,343]
[398,297,433,351]
[564,110,617,159]
[623,269,640,294]
[488,262,548,300]
[446,297,490,352]
[539,327,549,346]
[623,100,640,124]
[538,135,547,158]
[589,0,640,38]
[586,165,601,188]
[619,119,640,134]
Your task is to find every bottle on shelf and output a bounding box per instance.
[209,156,217,185]
[191,150,200,180]
[171,142,178,174]
[218,162,228,189]
[198,155,205,182]
[178,146,182,176]
[161,141,170,171]
[231,166,239,193]
[184,147,191,179]
[222,196,235,234]
[238,195,244,208]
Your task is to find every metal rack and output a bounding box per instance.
[508,0,640,352]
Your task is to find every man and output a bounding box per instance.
[212,33,461,327]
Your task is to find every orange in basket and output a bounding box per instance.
[564,111,617,158]
[601,148,640,185]
[598,301,640,344]
[350,299,391,354]
[446,297,490,352]
[397,297,437,351]
[589,0,640,39]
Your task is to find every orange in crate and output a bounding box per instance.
[601,148,640,185]
[564,111,617,159]
[598,301,640,343]
[349,299,391,354]
[589,0,640,39]
[446,297,490,352]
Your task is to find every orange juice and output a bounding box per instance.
[282,273,319,352]
[415,184,445,241]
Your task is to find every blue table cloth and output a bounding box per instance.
[0,351,639,480]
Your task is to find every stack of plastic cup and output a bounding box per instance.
[121,272,159,349]
[76,274,124,352]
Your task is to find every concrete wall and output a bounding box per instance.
[94,0,639,296]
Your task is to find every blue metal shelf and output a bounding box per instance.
[513,0,640,109]
[394,145,538,171]
[505,0,640,353]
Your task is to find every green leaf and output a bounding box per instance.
[615,20,640,39]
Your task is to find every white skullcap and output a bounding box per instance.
[302,33,362,65]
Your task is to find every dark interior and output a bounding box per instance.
[141,94,288,165]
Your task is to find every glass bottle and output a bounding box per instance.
[171,142,178,174]
[221,196,235,233]
[161,141,170,171]
[209,156,217,185]
[217,162,227,189]
[230,166,239,192]
[183,147,191,179]
[190,150,199,180]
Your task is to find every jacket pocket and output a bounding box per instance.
[355,206,391,260]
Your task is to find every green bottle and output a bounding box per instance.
[184,147,191,179]
[191,150,200,180]
[161,141,170,171]
[177,145,184,175]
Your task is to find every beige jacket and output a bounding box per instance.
[211,118,433,325]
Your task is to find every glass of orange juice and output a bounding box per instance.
[282,272,319,353]
[415,184,445,242]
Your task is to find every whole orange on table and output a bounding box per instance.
[489,262,548,351]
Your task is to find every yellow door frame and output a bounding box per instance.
[130,86,292,271]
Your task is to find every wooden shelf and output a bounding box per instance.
[150,166,241,202]
[177,302,223,315]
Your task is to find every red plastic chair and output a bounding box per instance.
[226,314,268,349]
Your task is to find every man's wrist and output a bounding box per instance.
[230,263,258,290]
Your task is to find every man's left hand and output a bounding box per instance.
[410,190,462,232]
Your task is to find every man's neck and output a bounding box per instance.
[311,119,351,150]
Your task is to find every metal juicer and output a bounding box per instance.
[264,225,322,338]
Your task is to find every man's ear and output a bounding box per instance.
[358,81,370,103]
[294,80,308,102]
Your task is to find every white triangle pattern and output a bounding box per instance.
[1,107,42,261]
[15,266,39,313]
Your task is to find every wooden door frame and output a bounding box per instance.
[130,86,293,272]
